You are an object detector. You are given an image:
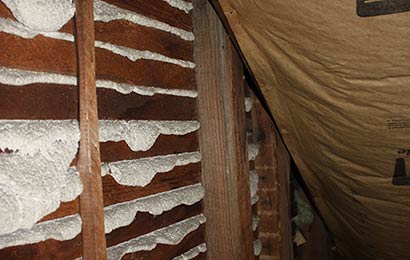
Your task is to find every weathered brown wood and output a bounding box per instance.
[251,97,281,259]
[0,234,83,260]
[1,204,204,260]
[122,226,205,260]
[0,33,76,74]
[106,203,202,247]
[0,2,13,18]
[0,84,196,120]
[94,21,193,61]
[42,164,200,220]
[75,0,106,259]
[100,134,199,162]
[96,89,197,120]
[193,1,254,259]
[277,133,293,260]
[60,20,194,61]
[102,164,201,207]
[95,49,195,90]
[103,0,193,31]
[0,34,195,90]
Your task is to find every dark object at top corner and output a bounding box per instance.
[357,0,410,17]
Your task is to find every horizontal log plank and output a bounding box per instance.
[0,234,82,260]
[0,84,196,120]
[103,0,192,31]
[100,132,199,162]
[0,204,203,260]
[41,163,200,221]
[0,33,195,90]
[106,203,202,246]
[122,225,205,260]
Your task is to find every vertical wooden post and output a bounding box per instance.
[75,0,107,259]
[193,1,255,259]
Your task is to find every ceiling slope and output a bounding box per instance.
[215,0,410,259]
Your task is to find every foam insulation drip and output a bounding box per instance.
[94,0,194,41]
[0,17,195,69]
[104,184,205,233]
[0,66,198,98]
[253,239,262,256]
[252,215,260,232]
[105,214,206,260]
[0,120,81,236]
[1,0,75,32]
[95,40,195,69]
[162,0,193,14]
[251,194,259,205]
[0,214,81,249]
[248,143,259,161]
[245,97,253,113]
[249,170,259,198]
[101,152,201,187]
[172,243,207,260]
[99,120,200,152]
[294,191,314,227]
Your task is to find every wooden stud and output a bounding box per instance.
[75,0,107,259]
[193,1,254,259]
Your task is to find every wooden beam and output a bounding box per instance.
[192,1,254,259]
[75,0,107,259]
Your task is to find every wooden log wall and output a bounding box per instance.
[0,0,206,259]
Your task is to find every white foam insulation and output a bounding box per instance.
[106,214,206,260]
[0,214,81,249]
[1,0,75,32]
[0,119,199,238]
[99,120,200,152]
[101,152,201,187]
[104,184,205,234]
[94,0,194,41]
[172,243,207,260]
[163,0,193,14]
[0,120,81,236]
[0,184,205,249]
[253,239,262,256]
[0,66,198,98]
[248,143,259,161]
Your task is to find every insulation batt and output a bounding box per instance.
[217,0,410,259]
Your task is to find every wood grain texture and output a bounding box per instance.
[193,1,254,259]
[251,97,281,259]
[75,0,107,259]
[251,96,294,260]
[0,85,197,120]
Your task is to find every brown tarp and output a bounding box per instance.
[216,1,410,259]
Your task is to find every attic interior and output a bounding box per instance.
[0,0,408,260]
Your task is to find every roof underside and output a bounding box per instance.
[216,1,410,259]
